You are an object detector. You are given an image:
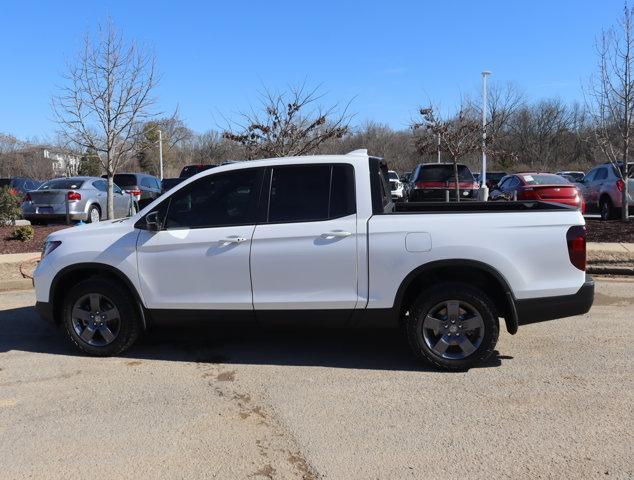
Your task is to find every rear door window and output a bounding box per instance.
[267,164,356,223]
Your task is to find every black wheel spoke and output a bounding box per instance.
[71,293,121,347]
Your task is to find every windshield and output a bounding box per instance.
[38,179,85,190]
[520,174,570,185]
[0,179,11,188]
[416,164,474,182]
[388,171,399,180]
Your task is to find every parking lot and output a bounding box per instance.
[0,278,632,480]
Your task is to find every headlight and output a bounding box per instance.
[42,240,61,259]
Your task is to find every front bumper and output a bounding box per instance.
[515,275,595,325]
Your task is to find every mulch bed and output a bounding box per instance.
[586,219,634,243]
[0,225,71,254]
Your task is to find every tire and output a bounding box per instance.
[61,278,141,356]
[599,197,619,221]
[87,204,101,223]
[405,282,499,371]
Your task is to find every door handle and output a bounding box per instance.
[219,236,247,245]
[320,230,352,239]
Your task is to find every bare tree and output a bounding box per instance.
[412,105,480,201]
[52,20,158,219]
[222,84,352,159]
[587,4,633,221]
[136,113,193,176]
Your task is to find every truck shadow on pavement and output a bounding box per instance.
[0,306,512,372]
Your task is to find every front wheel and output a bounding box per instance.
[405,283,499,371]
[61,278,141,356]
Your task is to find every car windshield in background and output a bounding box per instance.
[111,174,138,187]
[39,179,85,190]
[487,173,506,182]
[417,165,474,181]
[388,172,399,180]
[521,174,570,185]
[0,179,11,188]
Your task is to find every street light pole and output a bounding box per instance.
[437,132,441,163]
[158,128,164,180]
[481,70,491,200]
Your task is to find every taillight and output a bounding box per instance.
[23,193,32,202]
[126,189,141,199]
[518,188,539,200]
[67,191,81,201]
[581,198,586,214]
[566,225,586,271]
[415,181,445,189]
[616,178,624,192]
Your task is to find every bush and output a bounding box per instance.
[13,225,34,242]
[0,186,22,224]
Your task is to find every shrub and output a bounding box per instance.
[0,186,22,224]
[13,225,34,242]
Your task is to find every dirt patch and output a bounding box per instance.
[593,292,633,306]
[216,370,236,382]
[125,360,143,367]
[0,225,70,254]
[586,218,634,243]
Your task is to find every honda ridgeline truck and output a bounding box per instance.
[34,150,594,370]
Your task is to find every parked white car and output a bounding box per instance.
[388,170,404,201]
[34,150,594,370]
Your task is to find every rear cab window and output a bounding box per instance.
[415,164,474,182]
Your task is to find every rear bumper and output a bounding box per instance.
[35,301,55,324]
[515,275,595,326]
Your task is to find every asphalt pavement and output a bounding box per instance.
[0,279,632,479]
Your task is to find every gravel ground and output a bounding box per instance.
[0,279,632,479]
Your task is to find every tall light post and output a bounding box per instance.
[158,128,164,180]
[480,70,491,200]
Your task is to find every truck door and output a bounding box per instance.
[250,163,359,313]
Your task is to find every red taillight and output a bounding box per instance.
[581,198,586,213]
[67,191,81,201]
[518,188,539,200]
[567,225,586,271]
[127,189,141,199]
[23,193,32,202]
[415,181,445,189]
[616,178,625,192]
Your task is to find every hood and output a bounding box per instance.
[47,217,136,242]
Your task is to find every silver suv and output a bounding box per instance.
[576,163,633,220]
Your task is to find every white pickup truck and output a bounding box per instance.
[34,150,594,370]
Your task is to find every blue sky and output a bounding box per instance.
[0,0,625,140]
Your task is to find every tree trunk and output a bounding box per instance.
[622,169,630,221]
[106,171,115,220]
[452,158,460,203]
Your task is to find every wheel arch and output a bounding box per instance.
[393,259,518,334]
[49,262,147,329]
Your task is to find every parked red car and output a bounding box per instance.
[489,173,586,212]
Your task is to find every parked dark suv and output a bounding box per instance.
[103,173,162,209]
[408,163,479,201]
[0,177,41,196]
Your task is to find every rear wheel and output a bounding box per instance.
[405,283,499,371]
[61,278,141,356]
[600,197,619,220]
[87,204,101,223]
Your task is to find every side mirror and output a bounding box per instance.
[145,211,162,231]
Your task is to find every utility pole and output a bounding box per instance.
[437,132,441,163]
[480,70,491,201]
[158,128,164,180]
